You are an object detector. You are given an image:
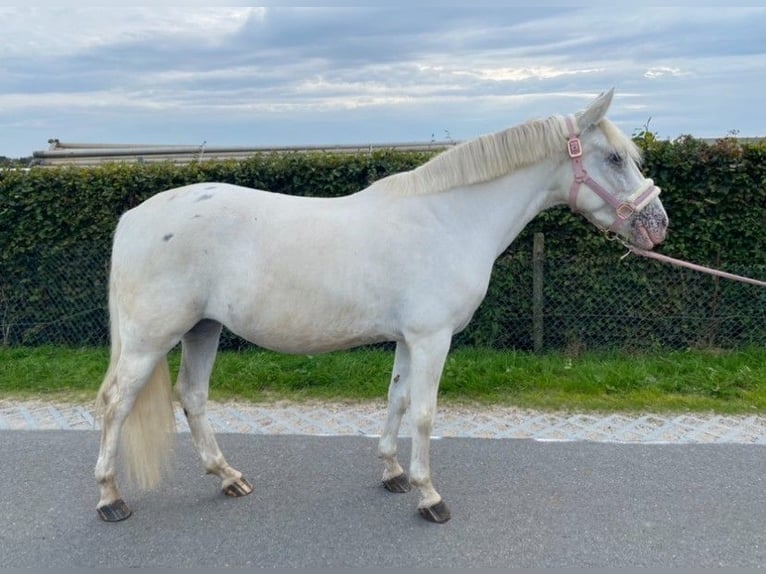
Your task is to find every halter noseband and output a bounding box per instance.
[564,116,660,231]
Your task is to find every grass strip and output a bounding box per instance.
[0,345,764,414]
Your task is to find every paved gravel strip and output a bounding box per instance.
[2,399,766,443]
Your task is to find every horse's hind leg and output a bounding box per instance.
[175,319,253,497]
[379,342,412,493]
[96,351,167,521]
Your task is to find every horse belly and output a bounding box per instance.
[207,245,399,354]
[218,294,395,354]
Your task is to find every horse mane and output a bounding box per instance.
[373,115,641,196]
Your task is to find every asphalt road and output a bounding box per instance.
[1,431,765,567]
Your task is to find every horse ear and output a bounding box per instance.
[576,88,614,131]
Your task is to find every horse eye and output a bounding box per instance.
[608,152,624,167]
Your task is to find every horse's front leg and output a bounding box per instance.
[379,342,411,493]
[406,331,452,523]
[176,320,253,497]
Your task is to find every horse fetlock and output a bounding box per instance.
[202,455,231,477]
[416,485,443,507]
[96,472,121,499]
[410,475,442,510]
[377,436,398,460]
[381,459,405,479]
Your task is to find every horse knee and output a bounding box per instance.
[412,408,434,436]
[394,391,410,412]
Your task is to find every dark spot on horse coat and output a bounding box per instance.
[163,233,174,242]
[196,193,214,202]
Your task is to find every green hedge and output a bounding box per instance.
[1,138,764,350]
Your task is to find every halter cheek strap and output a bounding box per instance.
[564,116,661,231]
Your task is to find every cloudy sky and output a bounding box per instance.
[1,6,765,158]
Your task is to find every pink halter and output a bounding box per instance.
[564,116,660,231]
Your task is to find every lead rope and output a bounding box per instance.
[606,231,766,288]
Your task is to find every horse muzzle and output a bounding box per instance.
[630,205,669,249]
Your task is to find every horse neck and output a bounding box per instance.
[432,158,564,258]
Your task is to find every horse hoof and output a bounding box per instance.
[418,500,451,523]
[222,477,254,497]
[97,499,132,522]
[382,473,411,493]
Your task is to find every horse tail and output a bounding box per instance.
[96,268,175,491]
[120,357,175,490]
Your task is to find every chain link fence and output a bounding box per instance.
[457,238,766,353]
[2,239,764,352]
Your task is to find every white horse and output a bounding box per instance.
[95,89,668,523]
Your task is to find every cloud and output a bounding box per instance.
[0,7,259,58]
[1,7,765,157]
[644,67,690,79]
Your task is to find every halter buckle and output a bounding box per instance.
[567,137,583,158]
[615,202,635,220]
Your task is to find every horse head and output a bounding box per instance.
[556,89,669,250]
